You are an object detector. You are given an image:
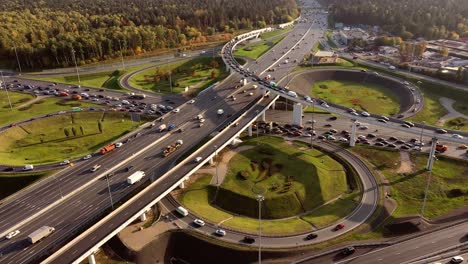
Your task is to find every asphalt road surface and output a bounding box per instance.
[0,6,326,263]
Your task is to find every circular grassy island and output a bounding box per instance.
[311,80,400,116]
[179,136,360,235]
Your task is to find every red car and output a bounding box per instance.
[334,223,345,231]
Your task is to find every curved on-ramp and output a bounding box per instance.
[162,139,379,248]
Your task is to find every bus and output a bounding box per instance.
[176,206,189,217]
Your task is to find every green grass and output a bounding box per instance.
[0,112,144,165]
[0,90,35,109]
[350,146,468,219]
[0,170,58,200]
[295,58,357,71]
[0,92,100,127]
[233,36,285,59]
[444,117,468,132]
[300,193,359,228]
[325,31,337,48]
[310,80,400,116]
[180,174,315,235]
[407,94,448,125]
[31,70,125,90]
[354,61,468,126]
[259,27,292,39]
[128,57,227,94]
[215,136,348,219]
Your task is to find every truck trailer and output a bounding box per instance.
[127,171,145,185]
[100,144,116,154]
[28,226,55,244]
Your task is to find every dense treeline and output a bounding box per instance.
[0,0,298,69]
[323,0,468,40]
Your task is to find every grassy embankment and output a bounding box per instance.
[0,112,145,165]
[309,80,400,116]
[0,91,99,127]
[128,57,228,95]
[180,136,358,234]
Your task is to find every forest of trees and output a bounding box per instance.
[324,0,468,40]
[0,0,298,69]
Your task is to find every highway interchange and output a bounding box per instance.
[0,0,466,263]
[0,5,327,262]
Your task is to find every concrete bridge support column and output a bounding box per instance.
[261,111,266,122]
[271,102,276,110]
[209,157,214,165]
[349,121,357,147]
[426,138,438,171]
[292,103,303,126]
[248,124,253,137]
[88,254,96,264]
[140,212,147,222]
[179,180,185,189]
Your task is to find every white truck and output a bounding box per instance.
[217,109,224,115]
[157,124,167,132]
[127,171,145,185]
[28,226,55,244]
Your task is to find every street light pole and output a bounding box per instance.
[310,120,316,149]
[256,195,264,264]
[118,39,126,71]
[0,71,13,110]
[419,121,425,152]
[420,167,433,222]
[169,71,173,93]
[54,175,64,199]
[12,43,22,75]
[214,145,219,186]
[71,49,81,87]
[105,173,114,210]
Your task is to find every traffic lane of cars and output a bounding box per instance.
[1,12,320,262]
[0,74,263,263]
[0,74,249,235]
[3,77,183,117]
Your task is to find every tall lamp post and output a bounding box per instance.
[117,39,126,71]
[256,194,265,264]
[71,49,81,87]
[418,121,425,152]
[105,172,114,210]
[54,175,64,199]
[310,119,316,149]
[0,71,13,110]
[12,43,22,75]
[420,155,437,223]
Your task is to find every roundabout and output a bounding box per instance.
[162,135,379,247]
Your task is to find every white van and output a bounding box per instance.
[287,91,297,97]
[23,165,34,171]
[176,206,189,217]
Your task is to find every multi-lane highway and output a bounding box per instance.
[0,5,325,263]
